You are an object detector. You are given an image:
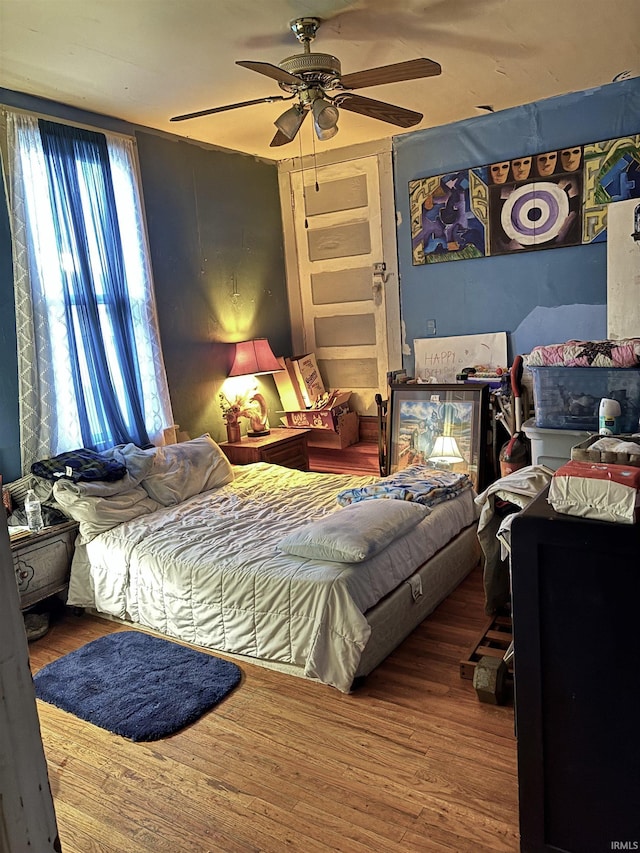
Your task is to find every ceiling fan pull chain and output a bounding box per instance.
[311,121,320,193]
[298,131,309,229]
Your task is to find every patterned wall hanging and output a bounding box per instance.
[409,133,640,265]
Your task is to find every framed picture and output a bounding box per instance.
[386,382,490,491]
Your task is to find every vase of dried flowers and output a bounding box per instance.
[220,391,245,443]
[226,421,241,443]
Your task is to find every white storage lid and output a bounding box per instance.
[521,418,594,470]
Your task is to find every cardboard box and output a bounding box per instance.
[274,354,328,410]
[275,350,354,444]
[289,353,326,406]
[571,434,640,467]
[280,392,352,431]
[274,357,306,410]
[307,412,360,449]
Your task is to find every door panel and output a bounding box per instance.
[319,357,379,390]
[304,174,368,215]
[306,221,371,261]
[314,314,376,347]
[311,267,372,304]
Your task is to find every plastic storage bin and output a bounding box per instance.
[522,418,592,470]
[528,366,640,432]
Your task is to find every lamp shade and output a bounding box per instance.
[312,97,339,141]
[312,98,339,130]
[274,105,305,140]
[428,435,464,464]
[228,339,282,377]
[315,123,339,141]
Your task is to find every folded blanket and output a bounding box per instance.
[336,465,472,507]
[526,338,640,368]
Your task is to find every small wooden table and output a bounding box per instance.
[11,521,79,611]
[220,428,310,471]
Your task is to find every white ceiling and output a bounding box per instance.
[2,0,638,162]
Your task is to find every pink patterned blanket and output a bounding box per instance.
[526,339,640,368]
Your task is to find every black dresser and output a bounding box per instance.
[511,487,640,853]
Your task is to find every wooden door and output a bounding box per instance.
[280,145,401,415]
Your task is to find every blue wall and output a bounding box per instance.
[393,78,640,375]
[0,90,290,480]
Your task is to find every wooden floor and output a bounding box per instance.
[29,566,519,853]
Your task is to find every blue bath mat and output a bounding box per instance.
[34,630,242,741]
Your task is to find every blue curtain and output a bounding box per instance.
[38,119,150,450]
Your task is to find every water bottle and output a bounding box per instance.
[24,489,44,532]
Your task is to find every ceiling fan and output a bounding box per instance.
[170,16,441,148]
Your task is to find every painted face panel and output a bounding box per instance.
[511,157,532,181]
[490,162,510,184]
[536,151,558,176]
[561,147,582,171]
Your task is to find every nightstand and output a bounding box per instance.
[11,521,79,611]
[220,428,310,471]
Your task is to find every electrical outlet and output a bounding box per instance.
[426,319,437,336]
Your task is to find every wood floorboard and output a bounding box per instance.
[28,566,520,852]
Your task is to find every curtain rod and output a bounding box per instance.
[0,104,135,142]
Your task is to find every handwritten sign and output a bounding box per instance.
[414,332,508,383]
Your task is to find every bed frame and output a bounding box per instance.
[354,521,480,680]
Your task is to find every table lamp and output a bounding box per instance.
[228,339,282,436]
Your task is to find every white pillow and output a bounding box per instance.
[141,434,234,506]
[53,482,162,542]
[277,500,430,563]
[101,443,156,487]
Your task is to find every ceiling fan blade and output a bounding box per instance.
[170,95,292,122]
[336,93,423,128]
[270,129,294,147]
[339,58,441,90]
[270,110,308,147]
[236,60,301,86]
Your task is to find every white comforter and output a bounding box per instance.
[67,463,477,691]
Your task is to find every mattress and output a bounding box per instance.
[67,463,477,691]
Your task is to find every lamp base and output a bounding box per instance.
[247,428,270,437]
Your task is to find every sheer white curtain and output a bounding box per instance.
[4,110,174,472]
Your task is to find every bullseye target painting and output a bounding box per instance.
[489,175,582,255]
[409,132,640,265]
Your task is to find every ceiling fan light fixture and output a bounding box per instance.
[315,123,339,141]
[274,104,305,140]
[312,97,339,130]
[171,16,442,149]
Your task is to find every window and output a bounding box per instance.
[5,111,173,471]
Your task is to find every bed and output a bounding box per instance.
[54,435,481,692]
